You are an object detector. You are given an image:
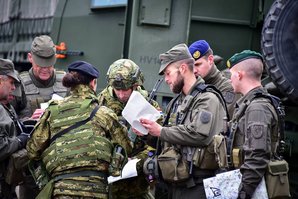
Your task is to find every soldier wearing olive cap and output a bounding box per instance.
[189,40,241,118]
[138,43,226,199]
[14,35,68,121]
[98,59,161,199]
[0,58,30,199]
[227,50,280,198]
[27,60,133,198]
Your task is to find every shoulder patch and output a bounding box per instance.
[200,111,211,124]
[251,124,264,139]
[223,91,235,104]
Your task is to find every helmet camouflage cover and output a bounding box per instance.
[107,59,144,89]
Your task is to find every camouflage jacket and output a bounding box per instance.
[98,85,160,198]
[27,84,132,198]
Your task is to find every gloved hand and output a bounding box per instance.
[17,133,30,149]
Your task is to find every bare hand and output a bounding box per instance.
[139,118,162,137]
[30,109,44,120]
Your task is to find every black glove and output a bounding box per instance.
[17,133,29,149]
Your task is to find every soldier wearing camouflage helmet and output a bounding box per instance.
[98,59,162,199]
[27,61,133,198]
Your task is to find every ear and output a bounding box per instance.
[89,79,97,92]
[179,63,187,74]
[208,54,214,65]
[28,53,33,63]
[237,71,243,80]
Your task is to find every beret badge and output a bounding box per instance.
[193,51,200,59]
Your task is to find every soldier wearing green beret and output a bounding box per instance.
[27,61,133,199]
[98,59,162,199]
[138,43,226,199]
[227,50,279,198]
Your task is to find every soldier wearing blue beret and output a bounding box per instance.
[227,50,281,198]
[188,40,240,119]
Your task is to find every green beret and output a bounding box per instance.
[227,50,263,68]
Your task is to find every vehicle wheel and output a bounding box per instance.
[261,0,298,104]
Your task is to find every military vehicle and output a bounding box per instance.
[0,0,297,196]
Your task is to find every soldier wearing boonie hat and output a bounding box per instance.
[138,43,226,199]
[188,40,240,119]
[227,50,279,199]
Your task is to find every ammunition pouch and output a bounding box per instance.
[5,149,29,185]
[213,134,228,169]
[232,148,242,168]
[265,159,291,198]
[28,160,50,189]
[157,147,189,183]
[109,145,128,176]
[193,139,218,170]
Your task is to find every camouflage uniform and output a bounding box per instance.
[27,84,133,198]
[230,87,278,198]
[98,59,161,199]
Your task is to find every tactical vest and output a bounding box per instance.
[41,98,113,175]
[228,92,280,168]
[19,71,68,116]
[163,83,228,171]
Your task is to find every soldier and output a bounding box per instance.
[26,61,132,199]
[0,59,29,199]
[188,40,240,118]
[227,50,279,198]
[98,59,161,199]
[15,35,68,120]
[139,44,226,199]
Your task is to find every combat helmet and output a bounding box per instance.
[107,59,144,89]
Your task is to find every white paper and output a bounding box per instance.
[203,169,268,199]
[40,94,64,110]
[108,158,140,184]
[122,91,161,135]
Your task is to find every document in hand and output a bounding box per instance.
[203,169,268,199]
[108,158,140,184]
[122,91,161,135]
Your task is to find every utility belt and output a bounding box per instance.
[35,170,108,199]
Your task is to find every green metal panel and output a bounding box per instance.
[188,0,270,70]
[51,0,126,92]
[124,0,192,108]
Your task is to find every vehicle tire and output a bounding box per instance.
[261,0,298,104]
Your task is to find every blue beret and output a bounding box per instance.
[68,61,99,78]
[188,40,210,60]
[227,50,263,68]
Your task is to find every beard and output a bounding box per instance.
[172,72,184,94]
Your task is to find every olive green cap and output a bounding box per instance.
[159,43,192,75]
[31,35,56,67]
[0,58,19,82]
[227,50,263,68]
